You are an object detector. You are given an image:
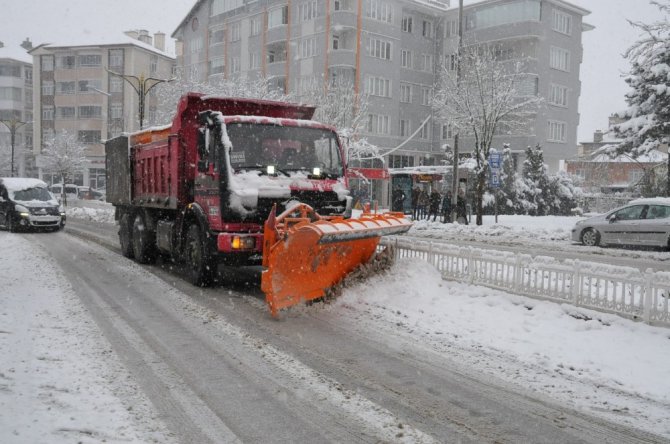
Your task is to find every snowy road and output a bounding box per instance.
[14,220,665,442]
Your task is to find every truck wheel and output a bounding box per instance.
[132,213,156,264]
[118,213,134,258]
[185,224,214,286]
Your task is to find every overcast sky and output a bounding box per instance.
[0,0,663,142]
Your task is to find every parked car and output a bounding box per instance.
[49,183,79,201]
[0,177,66,232]
[571,197,670,248]
[77,186,105,200]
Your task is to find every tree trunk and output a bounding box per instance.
[475,171,486,225]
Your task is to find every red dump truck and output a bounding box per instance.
[106,92,411,316]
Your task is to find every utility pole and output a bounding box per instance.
[0,118,31,177]
[451,0,464,223]
[107,70,173,129]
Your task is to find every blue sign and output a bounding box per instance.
[488,152,502,169]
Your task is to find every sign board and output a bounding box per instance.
[488,152,502,189]
[488,152,502,169]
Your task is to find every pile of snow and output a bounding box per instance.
[66,204,116,224]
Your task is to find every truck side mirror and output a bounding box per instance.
[197,127,209,172]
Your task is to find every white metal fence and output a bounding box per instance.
[381,237,670,327]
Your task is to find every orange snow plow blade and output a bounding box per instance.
[261,204,412,317]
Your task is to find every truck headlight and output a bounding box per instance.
[231,236,255,250]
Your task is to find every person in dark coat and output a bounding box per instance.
[392,187,406,212]
[456,190,468,225]
[428,189,441,222]
[441,190,452,223]
[411,186,420,220]
[417,189,429,220]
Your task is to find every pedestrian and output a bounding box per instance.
[392,186,406,212]
[411,186,420,220]
[418,188,429,219]
[441,190,452,223]
[428,189,441,222]
[456,190,468,225]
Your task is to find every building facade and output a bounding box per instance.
[0,39,34,177]
[30,31,175,189]
[172,0,589,205]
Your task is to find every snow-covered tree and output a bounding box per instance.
[613,1,670,157]
[498,145,521,214]
[41,129,87,204]
[433,43,543,225]
[521,144,551,215]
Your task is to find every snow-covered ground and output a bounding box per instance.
[1,202,666,441]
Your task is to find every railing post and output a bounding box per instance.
[643,268,653,324]
[428,241,434,267]
[467,247,475,284]
[571,260,580,306]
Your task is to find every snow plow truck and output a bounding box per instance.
[106,92,411,316]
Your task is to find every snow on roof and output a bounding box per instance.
[589,147,668,163]
[31,32,174,59]
[0,44,32,64]
[0,177,47,191]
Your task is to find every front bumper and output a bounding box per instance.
[570,226,581,243]
[19,214,64,228]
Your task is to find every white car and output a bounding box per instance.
[571,197,670,248]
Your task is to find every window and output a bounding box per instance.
[249,52,261,69]
[422,20,433,38]
[78,80,102,93]
[401,15,413,33]
[230,56,241,73]
[420,53,433,72]
[646,204,670,219]
[421,87,432,106]
[230,23,241,42]
[547,120,566,143]
[368,38,392,60]
[442,123,453,140]
[41,80,54,96]
[78,54,101,67]
[447,54,457,71]
[110,103,123,119]
[57,55,76,69]
[418,120,431,139]
[209,28,225,44]
[299,0,318,22]
[211,0,244,16]
[466,0,541,30]
[56,81,75,95]
[550,46,570,71]
[110,77,123,93]
[209,58,225,74]
[78,130,101,144]
[399,83,412,103]
[629,170,645,185]
[299,37,318,58]
[190,37,204,53]
[42,106,54,121]
[250,16,261,36]
[552,9,572,35]
[109,49,124,67]
[365,0,392,23]
[389,154,414,168]
[150,55,158,74]
[41,55,54,71]
[401,49,412,68]
[445,20,459,37]
[0,87,22,101]
[332,35,340,50]
[268,6,288,28]
[24,67,32,85]
[367,113,390,134]
[518,75,539,96]
[399,119,411,137]
[78,106,102,119]
[366,76,391,97]
[549,83,568,106]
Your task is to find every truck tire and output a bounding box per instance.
[118,212,134,258]
[185,224,215,286]
[132,213,156,264]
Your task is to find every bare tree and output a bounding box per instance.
[433,44,542,224]
[41,129,88,204]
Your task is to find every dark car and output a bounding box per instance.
[0,178,66,232]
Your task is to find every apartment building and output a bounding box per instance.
[0,39,34,177]
[172,0,589,203]
[30,31,175,189]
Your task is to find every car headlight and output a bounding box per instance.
[15,204,30,217]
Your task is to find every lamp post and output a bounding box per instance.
[107,70,173,130]
[0,118,31,177]
[667,144,670,197]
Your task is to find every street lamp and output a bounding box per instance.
[0,118,31,177]
[106,69,174,129]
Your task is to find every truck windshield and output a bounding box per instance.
[225,122,344,177]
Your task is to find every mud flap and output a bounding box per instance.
[261,204,411,317]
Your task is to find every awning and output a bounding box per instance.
[347,167,390,180]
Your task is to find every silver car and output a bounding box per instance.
[571,198,670,248]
